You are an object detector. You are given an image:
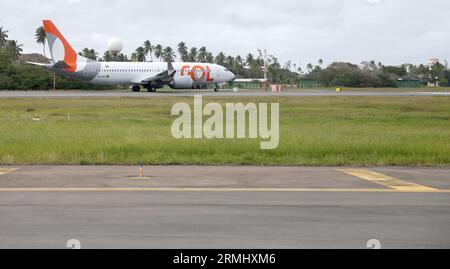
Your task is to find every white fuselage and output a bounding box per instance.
[84,62,235,88]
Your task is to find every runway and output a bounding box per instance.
[1,90,450,98]
[0,166,449,249]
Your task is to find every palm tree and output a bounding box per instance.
[284,60,292,71]
[235,55,243,66]
[188,47,198,62]
[35,26,46,56]
[130,52,137,62]
[154,44,163,62]
[369,60,377,71]
[234,55,243,76]
[117,53,129,62]
[34,27,53,89]
[162,46,176,62]
[306,63,313,73]
[215,52,226,65]
[0,27,9,48]
[89,49,98,61]
[79,48,98,61]
[177,42,188,62]
[245,53,255,77]
[79,48,88,58]
[205,52,214,63]
[318,59,323,66]
[102,51,113,62]
[245,53,254,66]
[135,46,146,62]
[143,40,154,62]
[8,40,23,62]
[197,47,207,62]
[225,56,234,69]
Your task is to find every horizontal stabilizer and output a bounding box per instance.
[26,61,71,70]
[26,62,49,67]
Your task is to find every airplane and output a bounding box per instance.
[28,20,236,92]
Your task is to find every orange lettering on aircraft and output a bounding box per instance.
[206,66,213,82]
[180,65,190,76]
[180,65,214,82]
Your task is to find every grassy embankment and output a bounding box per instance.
[0,96,449,166]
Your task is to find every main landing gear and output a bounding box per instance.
[132,85,141,92]
[146,83,157,92]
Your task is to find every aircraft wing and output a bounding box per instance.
[138,62,176,84]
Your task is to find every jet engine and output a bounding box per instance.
[169,76,193,89]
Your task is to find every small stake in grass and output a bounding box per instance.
[139,161,144,177]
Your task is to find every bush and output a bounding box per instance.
[444,71,450,87]
[331,72,361,87]
[308,62,398,88]
[10,64,52,90]
[0,51,112,90]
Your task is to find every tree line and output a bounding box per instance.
[79,39,450,87]
[81,41,299,85]
[304,60,450,88]
[1,25,449,90]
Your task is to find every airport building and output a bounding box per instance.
[396,76,424,88]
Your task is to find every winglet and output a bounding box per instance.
[168,62,176,77]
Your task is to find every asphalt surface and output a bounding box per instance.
[0,166,449,249]
[1,90,450,98]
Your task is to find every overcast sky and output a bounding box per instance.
[1,0,449,67]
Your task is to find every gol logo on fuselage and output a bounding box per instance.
[180,65,214,82]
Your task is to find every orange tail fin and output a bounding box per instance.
[43,20,80,72]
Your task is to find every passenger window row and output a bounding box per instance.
[97,69,165,73]
[97,69,185,73]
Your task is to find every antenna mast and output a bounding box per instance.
[262,49,268,92]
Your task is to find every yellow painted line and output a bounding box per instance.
[335,168,437,191]
[0,168,17,175]
[0,187,448,193]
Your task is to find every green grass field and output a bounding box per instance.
[281,87,450,92]
[0,96,449,166]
